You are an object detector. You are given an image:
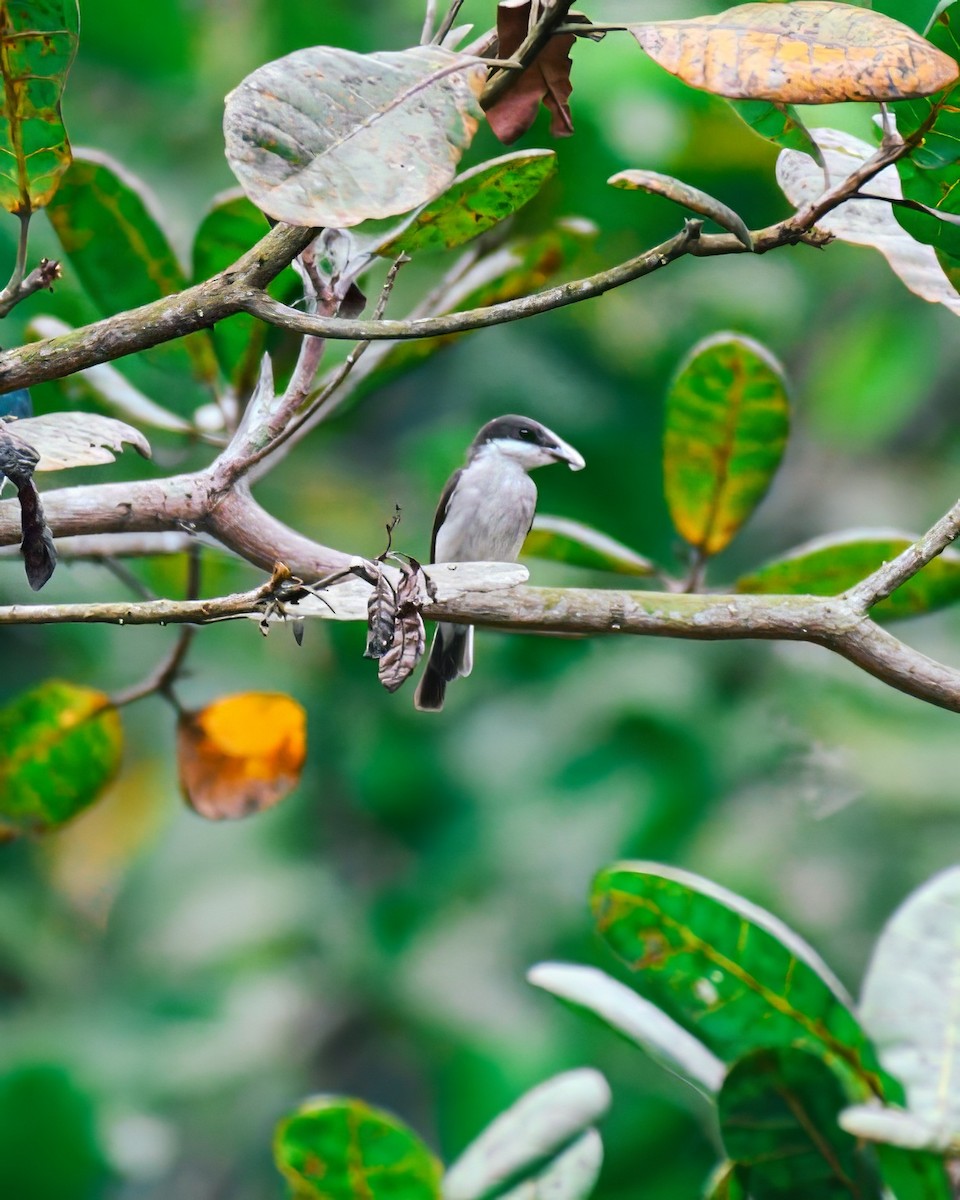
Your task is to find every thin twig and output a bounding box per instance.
[482,0,579,108]
[433,0,467,45]
[234,254,410,477]
[5,581,960,713]
[108,544,202,710]
[0,211,60,317]
[845,498,960,613]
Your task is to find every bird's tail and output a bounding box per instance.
[414,623,473,712]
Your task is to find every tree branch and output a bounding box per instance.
[0,129,914,395]
[2,578,958,713]
[845,498,960,612]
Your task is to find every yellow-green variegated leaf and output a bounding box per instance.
[664,333,789,556]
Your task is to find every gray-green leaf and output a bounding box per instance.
[224,44,486,227]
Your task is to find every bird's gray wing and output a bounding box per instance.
[430,467,463,562]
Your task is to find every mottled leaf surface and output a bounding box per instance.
[737,530,960,620]
[591,862,891,1097]
[224,44,485,227]
[777,127,960,315]
[523,516,656,577]
[628,2,958,103]
[0,0,79,213]
[178,692,307,820]
[375,150,556,256]
[610,169,752,247]
[664,333,789,556]
[719,1047,882,1199]
[859,867,960,1150]
[0,681,122,837]
[274,1096,442,1200]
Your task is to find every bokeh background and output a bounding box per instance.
[1,1,959,1197]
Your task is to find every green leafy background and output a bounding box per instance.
[1,2,960,1199]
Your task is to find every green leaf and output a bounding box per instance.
[527,962,724,1097]
[893,3,960,169]
[443,1070,610,1200]
[736,531,960,620]
[191,188,298,391]
[355,218,596,398]
[719,1047,883,1200]
[858,867,960,1150]
[591,862,892,1098]
[874,1145,954,1200]
[609,169,753,248]
[45,149,219,386]
[727,99,825,169]
[0,1066,108,1200]
[274,1096,442,1200]
[0,680,123,837]
[522,516,657,578]
[873,0,944,33]
[704,1161,750,1200]
[374,150,557,256]
[664,333,790,556]
[224,44,485,227]
[27,315,195,433]
[0,0,79,213]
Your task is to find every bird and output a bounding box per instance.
[414,414,585,712]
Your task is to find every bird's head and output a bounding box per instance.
[470,415,585,472]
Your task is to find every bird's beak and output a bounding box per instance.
[550,436,586,472]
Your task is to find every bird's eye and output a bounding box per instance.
[518,427,536,442]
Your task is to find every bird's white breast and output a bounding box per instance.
[435,452,537,563]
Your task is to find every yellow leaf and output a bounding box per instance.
[177,692,307,820]
[630,2,959,104]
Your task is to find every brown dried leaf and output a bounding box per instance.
[629,2,959,104]
[487,0,576,144]
[364,567,397,660]
[378,558,428,693]
[177,692,307,820]
[9,412,152,472]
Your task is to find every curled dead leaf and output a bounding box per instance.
[177,692,307,820]
[7,411,151,471]
[378,558,430,693]
[486,0,576,144]
[629,2,959,104]
[609,169,753,248]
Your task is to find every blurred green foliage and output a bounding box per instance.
[2,2,960,1198]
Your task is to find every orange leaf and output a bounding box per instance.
[629,1,959,104]
[177,692,306,820]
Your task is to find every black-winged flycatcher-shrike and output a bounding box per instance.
[414,415,585,712]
